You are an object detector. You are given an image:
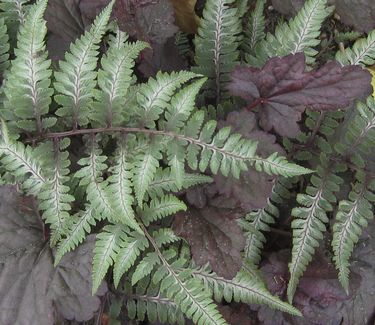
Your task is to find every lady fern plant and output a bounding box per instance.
[0,0,313,324]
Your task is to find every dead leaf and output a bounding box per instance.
[173,206,245,279]
[228,53,372,138]
[170,0,200,34]
[0,186,106,325]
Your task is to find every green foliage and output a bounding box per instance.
[193,0,241,103]
[241,178,293,266]
[332,173,375,293]
[336,29,375,66]
[0,18,9,75]
[2,0,53,134]
[193,264,302,316]
[287,158,343,302]
[54,0,114,129]
[242,0,265,55]
[247,0,333,66]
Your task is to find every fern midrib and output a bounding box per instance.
[0,144,45,183]
[248,5,262,50]
[55,208,94,263]
[129,293,178,307]
[106,52,132,127]
[49,164,65,239]
[352,38,375,65]
[40,127,255,162]
[142,224,224,325]
[192,270,292,311]
[292,0,321,54]
[349,116,375,151]
[94,231,118,289]
[245,210,266,259]
[290,188,324,280]
[72,38,92,129]
[213,0,225,105]
[335,188,365,272]
[115,150,134,218]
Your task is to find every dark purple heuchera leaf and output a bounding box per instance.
[228,53,372,138]
[0,186,106,325]
[173,206,245,279]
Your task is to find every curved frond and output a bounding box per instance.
[3,0,53,133]
[141,195,187,226]
[54,207,97,266]
[193,0,241,103]
[136,71,197,129]
[92,224,129,294]
[38,139,74,245]
[241,178,293,265]
[92,27,148,127]
[332,174,375,293]
[242,0,265,54]
[107,140,141,233]
[287,161,343,303]
[336,29,375,66]
[113,233,149,287]
[0,120,45,194]
[132,140,162,206]
[193,265,301,316]
[54,0,114,129]
[148,167,212,199]
[0,18,9,75]
[247,0,332,66]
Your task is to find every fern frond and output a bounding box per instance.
[156,265,228,325]
[3,0,53,134]
[54,0,114,129]
[54,207,97,266]
[132,139,162,206]
[336,29,375,66]
[107,140,141,233]
[141,195,187,226]
[136,71,197,129]
[165,78,207,132]
[253,152,313,177]
[242,0,265,54]
[241,178,293,265]
[92,224,129,294]
[132,252,160,285]
[0,18,9,75]
[126,291,185,325]
[0,120,45,194]
[192,265,301,316]
[335,96,375,167]
[332,173,375,293]
[113,233,149,287]
[38,139,74,245]
[74,135,121,223]
[148,167,212,199]
[0,0,30,28]
[287,160,343,303]
[92,27,148,127]
[153,228,180,247]
[247,0,332,66]
[193,0,241,103]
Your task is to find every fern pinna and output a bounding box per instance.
[0,0,310,323]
